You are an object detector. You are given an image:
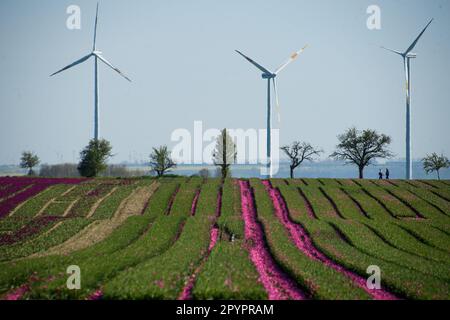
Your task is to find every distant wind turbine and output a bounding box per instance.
[381,18,433,180]
[235,46,307,178]
[50,3,131,140]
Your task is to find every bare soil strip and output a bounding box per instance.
[35,183,158,257]
[86,187,118,218]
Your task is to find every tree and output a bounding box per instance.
[20,151,40,176]
[212,129,237,179]
[422,153,449,180]
[330,127,393,179]
[281,142,323,179]
[77,139,113,178]
[149,145,176,177]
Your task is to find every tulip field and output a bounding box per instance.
[0,176,449,300]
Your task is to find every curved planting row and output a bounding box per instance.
[262,180,397,300]
[193,179,266,300]
[239,180,307,300]
[100,180,219,299]
[0,177,84,219]
[0,177,448,300]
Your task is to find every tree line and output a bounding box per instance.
[19,127,449,180]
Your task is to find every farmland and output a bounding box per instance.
[0,176,449,300]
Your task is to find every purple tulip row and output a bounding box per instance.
[0,177,86,219]
[0,215,62,246]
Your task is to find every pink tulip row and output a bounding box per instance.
[239,180,307,300]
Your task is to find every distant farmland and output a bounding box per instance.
[0,176,449,300]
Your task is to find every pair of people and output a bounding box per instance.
[379,168,390,180]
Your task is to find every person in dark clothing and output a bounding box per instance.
[385,168,390,180]
[379,169,383,180]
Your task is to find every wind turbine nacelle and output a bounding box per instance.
[406,53,417,59]
[262,73,275,79]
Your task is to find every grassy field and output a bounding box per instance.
[0,176,449,300]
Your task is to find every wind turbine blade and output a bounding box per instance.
[50,53,93,77]
[235,50,272,74]
[275,45,308,74]
[380,46,404,56]
[95,53,132,82]
[405,18,433,54]
[93,3,99,51]
[272,78,281,123]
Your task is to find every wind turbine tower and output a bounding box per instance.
[381,19,433,180]
[50,3,131,140]
[236,47,307,178]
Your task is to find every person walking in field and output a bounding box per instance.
[379,169,383,180]
[385,168,390,180]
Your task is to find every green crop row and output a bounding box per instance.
[6,184,74,222]
[381,186,450,225]
[395,220,450,254]
[361,219,450,264]
[193,240,267,299]
[329,220,450,282]
[0,200,161,294]
[0,218,93,262]
[249,179,370,299]
[169,177,203,216]
[90,185,136,220]
[66,184,117,217]
[318,179,342,188]
[298,218,450,299]
[361,187,416,218]
[275,184,312,220]
[319,187,365,220]
[101,181,221,299]
[405,188,450,217]
[339,187,393,220]
[194,179,265,299]
[297,186,338,219]
[217,178,244,239]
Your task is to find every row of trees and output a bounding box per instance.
[281,127,449,179]
[19,127,449,179]
[18,129,235,179]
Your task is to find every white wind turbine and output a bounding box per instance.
[236,46,307,178]
[381,18,433,180]
[50,3,131,141]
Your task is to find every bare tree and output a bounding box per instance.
[330,127,393,179]
[149,145,176,177]
[281,142,323,178]
[212,129,237,179]
[423,153,449,180]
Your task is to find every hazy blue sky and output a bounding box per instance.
[1,0,449,165]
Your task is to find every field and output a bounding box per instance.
[0,176,449,300]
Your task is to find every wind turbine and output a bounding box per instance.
[381,18,433,180]
[50,3,131,141]
[235,46,307,178]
